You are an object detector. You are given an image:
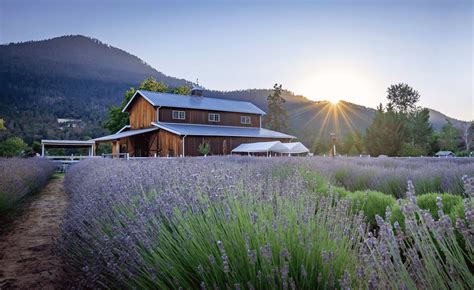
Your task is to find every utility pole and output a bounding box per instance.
[330,133,337,157]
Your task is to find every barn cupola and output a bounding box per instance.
[191,79,204,96]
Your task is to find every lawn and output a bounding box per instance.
[59,157,473,289]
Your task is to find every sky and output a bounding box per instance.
[1,0,473,120]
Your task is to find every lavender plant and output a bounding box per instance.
[59,157,473,289]
[0,157,56,213]
[307,157,474,197]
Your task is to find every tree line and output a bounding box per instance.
[264,82,473,157]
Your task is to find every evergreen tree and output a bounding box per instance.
[264,84,288,131]
[364,108,407,156]
[439,120,460,152]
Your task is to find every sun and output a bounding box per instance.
[328,98,340,105]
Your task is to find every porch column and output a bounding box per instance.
[41,143,45,157]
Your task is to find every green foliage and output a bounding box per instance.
[95,188,361,288]
[171,86,191,95]
[139,77,168,92]
[365,109,407,156]
[103,87,135,133]
[347,190,398,228]
[31,141,42,154]
[416,193,463,220]
[198,142,211,156]
[406,108,433,154]
[103,78,189,133]
[386,83,420,114]
[439,120,460,152]
[264,84,288,132]
[0,137,28,157]
[0,118,5,131]
[400,142,426,157]
[96,143,112,155]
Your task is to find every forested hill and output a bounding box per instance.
[0,35,467,146]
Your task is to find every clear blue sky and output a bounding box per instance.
[1,0,472,120]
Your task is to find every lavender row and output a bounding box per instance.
[0,157,56,213]
[306,157,474,197]
[60,157,473,288]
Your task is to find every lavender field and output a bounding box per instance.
[0,158,56,214]
[60,157,474,289]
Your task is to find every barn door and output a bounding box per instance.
[134,134,150,157]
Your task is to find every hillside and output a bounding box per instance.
[0,35,468,147]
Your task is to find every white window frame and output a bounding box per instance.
[240,116,251,124]
[172,110,186,120]
[208,113,220,122]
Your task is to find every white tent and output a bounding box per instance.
[275,142,310,155]
[231,141,289,155]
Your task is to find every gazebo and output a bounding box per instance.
[40,140,96,157]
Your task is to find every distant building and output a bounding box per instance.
[435,151,455,157]
[93,87,295,157]
[57,118,81,129]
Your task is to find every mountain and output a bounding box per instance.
[0,35,468,147]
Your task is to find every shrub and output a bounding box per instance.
[346,190,398,228]
[416,193,463,220]
[198,142,211,156]
[0,157,56,213]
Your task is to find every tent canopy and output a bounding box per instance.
[277,142,310,154]
[231,141,288,153]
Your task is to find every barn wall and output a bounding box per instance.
[159,107,260,127]
[159,130,182,157]
[129,94,157,129]
[184,136,291,156]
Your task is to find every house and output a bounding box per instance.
[94,86,295,157]
[435,151,455,157]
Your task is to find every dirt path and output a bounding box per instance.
[0,175,68,289]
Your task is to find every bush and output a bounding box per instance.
[0,137,28,157]
[0,157,56,213]
[346,190,398,228]
[416,193,463,220]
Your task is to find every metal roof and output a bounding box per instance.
[278,142,310,154]
[435,151,455,156]
[232,141,289,153]
[152,122,295,139]
[94,127,158,142]
[123,90,266,115]
[41,139,95,146]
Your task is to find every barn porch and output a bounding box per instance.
[93,127,183,157]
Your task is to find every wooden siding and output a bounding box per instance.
[159,107,260,127]
[129,95,157,129]
[159,130,183,157]
[184,136,291,156]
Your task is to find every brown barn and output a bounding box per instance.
[94,86,295,157]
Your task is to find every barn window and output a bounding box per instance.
[208,113,220,122]
[240,116,251,124]
[172,110,186,120]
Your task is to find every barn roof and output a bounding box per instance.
[152,122,295,139]
[94,127,159,142]
[122,90,266,115]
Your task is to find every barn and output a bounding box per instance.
[93,86,295,157]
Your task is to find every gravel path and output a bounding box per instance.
[0,175,68,289]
